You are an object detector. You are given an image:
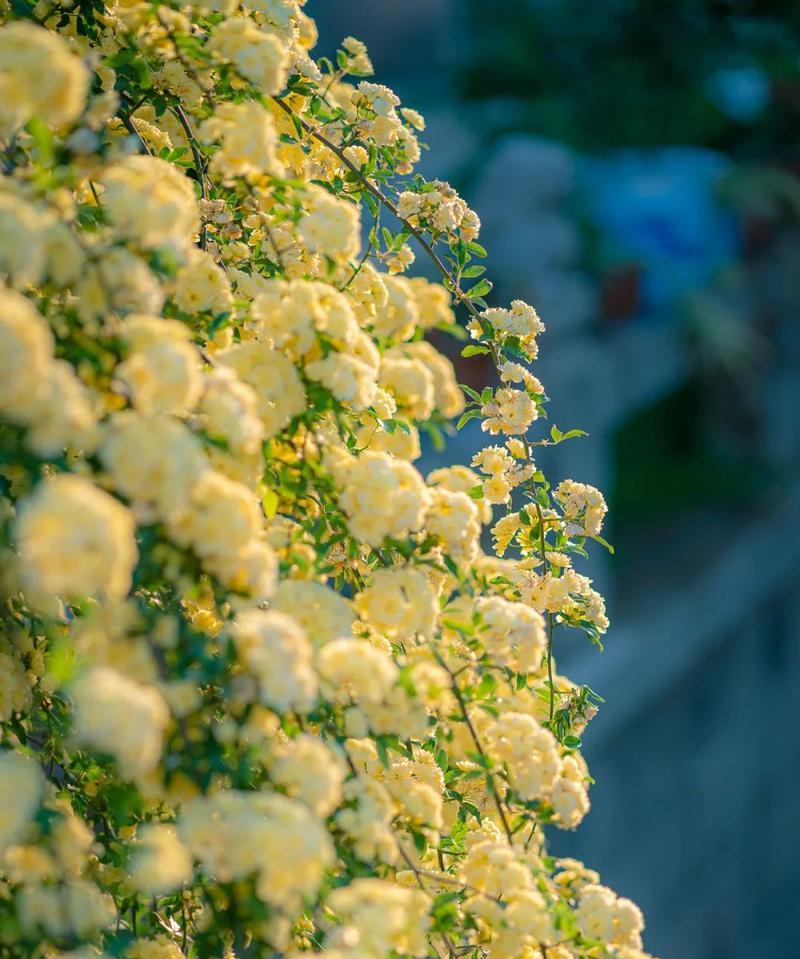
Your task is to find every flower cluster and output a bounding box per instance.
[0,5,659,959]
[397,181,481,243]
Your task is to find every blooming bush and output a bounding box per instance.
[0,3,659,959]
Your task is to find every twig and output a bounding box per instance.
[533,500,557,725]
[270,96,484,324]
[431,649,514,845]
[172,103,209,250]
[120,110,152,156]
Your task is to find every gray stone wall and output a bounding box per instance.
[557,484,800,958]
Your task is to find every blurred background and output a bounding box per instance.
[312,3,800,956]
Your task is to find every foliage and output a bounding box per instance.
[462,0,800,153]
[0,3,657,959]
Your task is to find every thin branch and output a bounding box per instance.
[270,96,484,323]
[394,842,459,959]
[340,228,375,291]
[533,500,557,726]
[172,103,209,250]
[120,110,152,156]
[261,217,288,272]
[431,649,514,845]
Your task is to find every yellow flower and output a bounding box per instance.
[70,667,169,778]
[330,449,429,547]
[0,752,42,854]
[198,367,264,454]
[354,566,438,642]
[231,608,317,713]
[0,22,88,132]
[484,712,561,803]
[298,184,361,263]
[208,16,290,95]
[16,475,137,606]
[0,191,52,288]
[0,650,31,723]
[127,936,186,959]
[270,579,354,648]
[218,340,306,439]
[18,879,114,939]
[172,249,234,316]
[129,824,193,895]
[268,733,346,816]
[179,790,333,908]
[200,100,283,181]
[316,637,398,704]
[327,878,431,959]
[167,470,277,597]
[0,285,55,420]
[117,315,202,417]
[379,354,435,421]
[99,411,207,521]
[100,155,199,253]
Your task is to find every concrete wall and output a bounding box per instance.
[556,483,800,958]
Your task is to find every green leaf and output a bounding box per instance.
[550,426,588,445]
[27,116,54,168]
[441,618,473,635]
[461,265,486,278]
[477,703,499,719]
[474,673,498,700]
[261,488,279,519]
[592,534,615,555]
[364,192,379,217]
[461,344,489,357]
[467,278,492,299]
[287,75,314,96]
[456,408,482,430]
[460,800,482,823]
[443,555,460,578]
[384,418,411,436]
[44,640,77,688]
[420,420,446,452]
[459,383,482,403]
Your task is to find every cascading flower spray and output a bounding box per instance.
[0,2,656,958]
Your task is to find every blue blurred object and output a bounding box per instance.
[579,148,740,310]
[705,63,771,122]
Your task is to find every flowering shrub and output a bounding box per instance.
[0,3,659,959]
